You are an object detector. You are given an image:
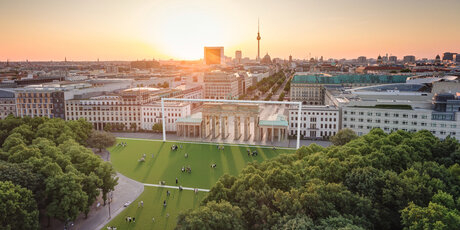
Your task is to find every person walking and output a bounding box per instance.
[176,177,178,184]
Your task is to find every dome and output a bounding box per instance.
[261,53,272,64]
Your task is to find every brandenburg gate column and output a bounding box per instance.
[211,115,216,139]
[221,116,227,139]
[253,115,259,141]
[234,116,241,140]
[278,128,281,142]
[243,116,250,141]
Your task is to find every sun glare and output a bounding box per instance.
[143,4,227,60]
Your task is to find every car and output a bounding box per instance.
[123,201,131,207]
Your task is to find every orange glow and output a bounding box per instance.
[0,0,459,61]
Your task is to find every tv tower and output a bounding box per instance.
[257,18,261,62]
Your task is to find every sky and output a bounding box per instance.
[0,0,459,61]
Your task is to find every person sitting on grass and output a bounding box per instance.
[184,153,188,158]
[181,166,185,172]
[179,185,183,191]
[211,163,216,168]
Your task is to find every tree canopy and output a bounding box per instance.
[0,116,117,228]
[177,129,460,229]
[87,130,116,152]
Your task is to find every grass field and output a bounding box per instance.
[108,138,295,188]
[103,138,295,230]
[103,186,207,230]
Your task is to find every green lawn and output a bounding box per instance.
[104,138,295,230]
[103,186,207,230]
[109,138,295,189]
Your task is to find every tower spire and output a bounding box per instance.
[257,18,261,62]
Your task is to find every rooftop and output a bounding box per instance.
[176,112,203,124]
[259,114,288,127]
[292,74,408,84]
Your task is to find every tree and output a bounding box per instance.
[152,123,163,133]
[176,201,245,230]
[87,130,116,152]
[96,163,118,205]
[103,123,112,132]
[45,172,88,225]
[130,123,137,131]
[331,128,358,146]
[0,181,39,230]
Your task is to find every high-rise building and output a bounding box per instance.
[454,54,460,63]
[357,56,367,63]
[403,55,416,63]
[204,47,224,65]
[289,55,292,63]
[443,52,457,61]
[389,56,397,63]
[235,50,242,64]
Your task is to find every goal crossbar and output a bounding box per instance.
[161,98,302,149]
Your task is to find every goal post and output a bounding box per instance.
[161,98,302,149]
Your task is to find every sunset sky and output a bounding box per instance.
[1,0,459,61]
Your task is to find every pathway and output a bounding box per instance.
[143,183,210,192]
[112,132,332,148]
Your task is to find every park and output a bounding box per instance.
[103,138,295,229]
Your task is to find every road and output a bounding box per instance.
[269,70,293,101]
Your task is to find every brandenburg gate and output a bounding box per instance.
[202,103,260,141]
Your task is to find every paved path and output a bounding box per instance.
[115,136,295,150]
[83,173,144,230]
[143,183,210,192]
[112,132,332,148]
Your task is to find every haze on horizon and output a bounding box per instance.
[1,0,459,61]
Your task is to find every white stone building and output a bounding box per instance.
[141,102,191,132]
[288,105,340,139]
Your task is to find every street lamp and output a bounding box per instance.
[108,191,113,219]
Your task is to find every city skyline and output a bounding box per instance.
[1,0,460,61]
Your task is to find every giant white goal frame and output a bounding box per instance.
[161,98,303,149]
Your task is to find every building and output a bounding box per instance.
[455,54,460,63]
[339,84,460,140]
[290,73,408,105]
[0,89,16,119]
[15,86,66,119]
[288,105,340,139]
[65,88,157,130]
[442,52,457,62]
[389,56,397,63]
[203,71,239,99]
[357,56,367,64]
[204,47,224,65]
[141,102,191,132]
[403,55,416,63]
[235,50,242,64]
[130,60,159,69]
[261,53,272,65]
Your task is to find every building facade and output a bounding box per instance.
[15,87,66,119]
[0,89,16,119]
[204,72,239,99]
[141,102,191,132]
[288,105,340,139]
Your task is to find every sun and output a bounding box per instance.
[142,3,228,60]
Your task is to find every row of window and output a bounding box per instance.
[343,124,457,136]
[344,110,428,119]
[344,118,456,128]
[291,123,337,129]
[291,112,337,116]
[291,116,337,122]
